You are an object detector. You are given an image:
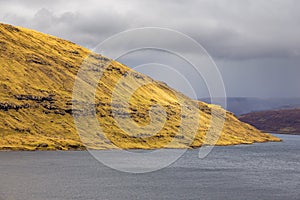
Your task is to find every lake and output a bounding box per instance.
[0,134,299,200]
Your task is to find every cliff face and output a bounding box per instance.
[0,23,280,150]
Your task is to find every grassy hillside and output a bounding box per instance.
[0,22,281,150]
[239,108,300,134]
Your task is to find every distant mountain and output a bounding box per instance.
[201,97,300,115]
[239,108,300,134]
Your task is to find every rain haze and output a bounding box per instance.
[1,0,299,98]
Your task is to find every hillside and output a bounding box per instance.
[239,108,300,134]
[0,23,280,150]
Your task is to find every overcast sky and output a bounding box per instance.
[1,0,300,98]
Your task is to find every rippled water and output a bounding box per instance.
[0,134,299,200]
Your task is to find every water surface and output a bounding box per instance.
[0,134,299,200]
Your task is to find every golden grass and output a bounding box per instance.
[0,23,281,150]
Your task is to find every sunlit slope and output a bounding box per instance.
[0,23,281,150]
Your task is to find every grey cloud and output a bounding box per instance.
[0,0,299,98]
[1,0,300,59]
[29,8,130,48]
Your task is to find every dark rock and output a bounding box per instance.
[37,143,49,148]
[15,94,54,102]
[0,102,30,111]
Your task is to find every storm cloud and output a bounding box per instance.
[1,0,299,98]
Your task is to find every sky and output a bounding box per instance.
[1,0,300,98]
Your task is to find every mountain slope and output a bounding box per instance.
[0,23,280,150]
[239,108,300,134]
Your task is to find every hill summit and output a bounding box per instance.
[0,23,280,150]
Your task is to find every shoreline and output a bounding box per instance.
[0,138,283,152]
